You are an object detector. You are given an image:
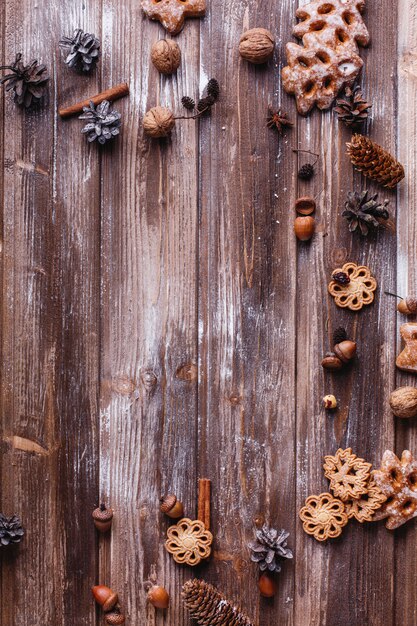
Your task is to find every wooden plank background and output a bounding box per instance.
[0,0,416,624]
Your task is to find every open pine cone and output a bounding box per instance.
[335,85,371,128]
[0,53,49,107]
[79,100,121,144]
[342,190,389,236]
[0,514,24,546]
[249,524,293,573]
[59,29,100,72]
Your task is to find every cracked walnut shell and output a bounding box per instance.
[299,492,348,541]
[239,28,275,64]
[165,518,213,566]
[328,262,377,310]
[323,447,371,502]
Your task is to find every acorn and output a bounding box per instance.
[92,586,119,612]
[294,216,315,241]
[106,610,126,625]
[92,503,113,532]
[147,585,170,609]
[321,352,343,371]
[334,340,357,363]
[398,297,417,315]
[160,494,184,519]
[258,573,277,598]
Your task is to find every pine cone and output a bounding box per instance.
[333,327,347,345]
[207,78,220,101]
[0,53,49,108]
[298,163,314,180]
[197,95,216,112]
[181,96,195,111]
[342,190,389,236]
[346,134,405,189]
[335,85,371,128]
[0,514,24,546]
[79,100,121,144]
[182,579,254,626]
[59,29,100,72]
[249,524,293,573]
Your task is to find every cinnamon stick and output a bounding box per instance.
[59,82,129,119]
[197,478,211,530]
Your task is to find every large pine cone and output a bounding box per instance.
[346,134,405,189]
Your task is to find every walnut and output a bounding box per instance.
[143,106,175,138]
[239,28,275,64]
[151,39,181,75]
[389,387,417,419]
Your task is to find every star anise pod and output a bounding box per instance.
[335,85,372,128]
[267,107,293,134]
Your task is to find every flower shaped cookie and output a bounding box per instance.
[165,518,213,566]
[323,447,371,502]
[345,479,386,523]
[299,492,348,541]
[328,262,377,311]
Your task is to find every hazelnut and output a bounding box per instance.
[92,586,119,612]
[294,216,315,241]
[151,39,181,75]
[334,340,357,363]
[160,494,184,519]
[258,573,277,597]
[143,106,175,138]
[321,352,343,371]
[389,387,417,419]
[323,395,337,410]
[147,585,170,609]
[92,503,113,533]
[239,28,275,64]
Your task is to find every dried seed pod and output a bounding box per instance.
[258,573,277,598]
[398,297,417,316]
[160,494,184,519]
[92,504,113,532]
[147,585,170,609]
[295,196,316,215]
[143,106,175,138]
[389,387,417,419]
[334,340,357,363]
[294,216,315,241]
[321,352,343,371]
[92,586,119,612]
[239,28,275,64]
[151,39,181,75]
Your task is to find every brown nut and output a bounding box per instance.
[294,216,315,241]
[323,395,337,409]
[143,107,175,138]
[92,586,118,612]
[295,196,316,215]
[160,494,184,519]
[239,28,275,64]
[147,585,170,609]
[389,387,417,418]
[151,39,181,75]
[92,504,113,533]
[334,340,357,363]
[258,573,277,598]
[398,297,417,315]
[321,352,343,371]
[106,610,126,625]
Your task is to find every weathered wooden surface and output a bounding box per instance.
[0,0,416,624]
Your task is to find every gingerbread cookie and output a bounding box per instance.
[142,0,206,35]
[396,323,417,374]
[323,447,371,502]
[345,479,386,523]
[372,450,417,529]
[165,518,213,566]
[328,262,377,311]
[299,492,348,541]
[282,0,370,114]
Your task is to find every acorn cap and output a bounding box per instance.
[92,504,113,522]
[334,340,357,363]
[160,494,177,514]
[295,196,316,215]
[106,610,126,625]
[398,297,417,315]
[321,353,343,370]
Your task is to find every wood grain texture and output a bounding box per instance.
[0,0,416,624]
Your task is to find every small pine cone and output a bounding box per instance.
[333,327,348,345]
[79,100,122,144]
[59,29,100,72]
[0,53,49,108]
[197,95,215,112]
[206,78,220,101]
[249,524,293,573]
[335,85,372,128]
[298,163,314,180]
[332,271,350,286]
[181,96,195,111]
[182,579,254,626]
[0,514,24,546]
[346,134,405,189]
